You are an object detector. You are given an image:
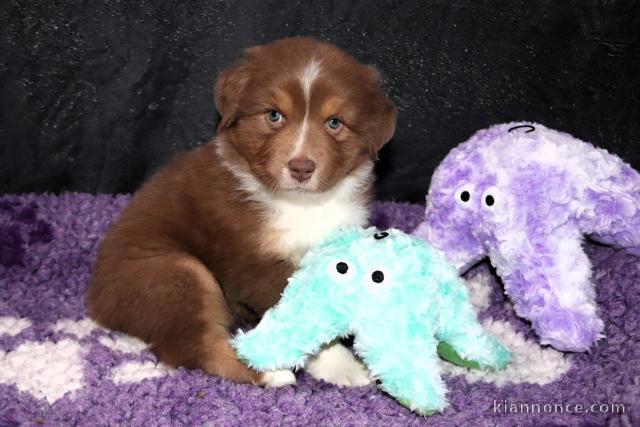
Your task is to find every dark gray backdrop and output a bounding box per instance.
[1,0,639,202]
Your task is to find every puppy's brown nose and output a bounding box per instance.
[288,158,316,182]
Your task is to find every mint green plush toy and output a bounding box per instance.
[232,227,510,415]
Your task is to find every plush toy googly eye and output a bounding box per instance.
[366,267,392,288]
[370,270,385,283]
[336,262,349,274]
[481,187,500,210]
[328,260,356,283]
[365,267,396,294]
[454,184,475,208]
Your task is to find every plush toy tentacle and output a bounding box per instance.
[579,184,640,256]
[532,303,604,352]
[496,228,604,352]
[435,279,510,370]
[587,218,640,256]
[626,246,640,256]
[354,329,447,415]
[588,230,640,256]
[232,277,350,371]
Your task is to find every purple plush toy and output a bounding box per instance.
[413,122,640,352]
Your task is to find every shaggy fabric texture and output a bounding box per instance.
[413,122,640,353]
[0,193,638,426]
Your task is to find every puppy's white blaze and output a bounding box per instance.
[291,116,310,158]
[299,58,322,103]
[292,59,323,157]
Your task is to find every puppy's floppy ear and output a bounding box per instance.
[214,47,260,131]
[364,66,397,159]
[368,95,397,160]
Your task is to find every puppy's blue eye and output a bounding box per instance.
[267,110,283,122]
[326,117,342,130]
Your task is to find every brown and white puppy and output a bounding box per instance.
[87,37,396,387]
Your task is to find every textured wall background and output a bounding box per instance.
[1,0,639,201]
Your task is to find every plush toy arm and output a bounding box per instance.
[435,278,511,370]
[354,328,447,415]
[232,277,350,372]
[580,181,640,256]
[499,227,603,352]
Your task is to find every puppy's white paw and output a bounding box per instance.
[305,342,372,387]
[260,369,297,388]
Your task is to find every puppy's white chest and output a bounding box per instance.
[265,197,368,263]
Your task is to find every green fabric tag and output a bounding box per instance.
[437,341,482,370]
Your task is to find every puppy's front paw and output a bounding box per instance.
[259,369,297,388]
[305,343,372,387]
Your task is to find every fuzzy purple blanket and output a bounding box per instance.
[1,194,638,426]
